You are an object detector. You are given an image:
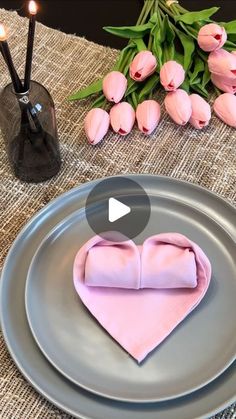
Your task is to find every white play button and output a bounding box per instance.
[85,177,151,241]
[108,198,131,223]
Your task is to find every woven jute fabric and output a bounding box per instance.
[0,8,235,419]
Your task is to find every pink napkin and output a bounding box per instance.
[73,233,211,362]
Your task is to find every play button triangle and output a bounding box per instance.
[108,198,131,223]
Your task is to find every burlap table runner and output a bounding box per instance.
[0,8,235,418]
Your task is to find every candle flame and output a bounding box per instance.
[29,0,37,15]
[0,23,7,42]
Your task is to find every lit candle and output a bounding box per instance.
[0,23,23,92]
[24,0,38,91]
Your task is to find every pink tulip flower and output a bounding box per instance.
[130,51,157,82]
[197,23,227,52]
[84,108,110,145]
[102,71,127,103]
[189,94,211,129]
[110,102,135,135]
[211,74,236,94]
[136,100,161,134]
[160,60,185,91]
[208,49,236,80]
[213,93,236,128]
[232,51,236,56]
[164,89,192,125]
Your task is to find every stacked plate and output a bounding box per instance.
[0,175,236,419]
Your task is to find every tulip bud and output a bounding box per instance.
[84,108,110,145]
[136,100,161,135]
[164,89,192,125]
[130,51,157,82]
[197,23,227,52]
[160,60,185,91]
[208,49,236,80]
[110,102,135,135]
[213,93,236,128]
[211,74,236,94]
[189,94,211,129]
[102,71,127,103]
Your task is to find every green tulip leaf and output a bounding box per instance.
[132,38,147,52]
[132,91,138,108]
[138,73,160,102]
[123,50,137,76]
[91,94,106,109]
[149,12,158,25]
[180,77,190,93]
[151,20,165,43]
[176,30,195,71]
[201,64,211,88]
[163,42,175,62]
[179,22,197,40]
[103,23,152,39]
[189,55,205,84]
[163,15,175,43]
[190,76,201,86]
[126,95,135,108]
[228,33,236,43]
[174,50,184,66]
[153,38,163,68]
[114,44,136,71]
[151,23,164,67]
[222,20,236,34]
[68,79,102,101]
[125,76,139,97]
[191,83,209,98]
[224,40,236,51]
[174,51,184,66]
[174,7,219,25]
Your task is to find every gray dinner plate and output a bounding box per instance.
[0,176,236,418]
[25,193,236,403]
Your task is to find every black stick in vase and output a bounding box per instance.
[0,24,22,93]
[0,22,42,133]
[24,0,37,92]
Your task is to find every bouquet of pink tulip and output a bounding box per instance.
[68,0,236,144]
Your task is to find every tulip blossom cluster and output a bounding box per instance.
[84,50,215,145]
[84,51,163,144]
[209,49,236,127]
[196,23,236,128]
[208,48,236,95]
[70,0,236,144]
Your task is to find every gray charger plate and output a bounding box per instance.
[0,175,236,418]
[25,194,236,403]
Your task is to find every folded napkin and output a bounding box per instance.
[73,233,211,362]
[80,234,198,289]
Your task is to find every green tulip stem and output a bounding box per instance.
[137,0,153,25]
[114,0,154,74]
[159,1,175,19]
[141,0,155,25]
[148,90,153,100]
[197,50,208,63]
[176,3,189,14]
[131,92,138,109]
[159,7,177,34]
[159,0,198,39]
[214,86,221,97]
[127,94,135,109]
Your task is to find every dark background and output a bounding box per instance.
[0,0,235,49]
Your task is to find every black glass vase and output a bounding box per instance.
[0,80,61,183]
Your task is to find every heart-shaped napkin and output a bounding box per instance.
[73,233,211,362]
